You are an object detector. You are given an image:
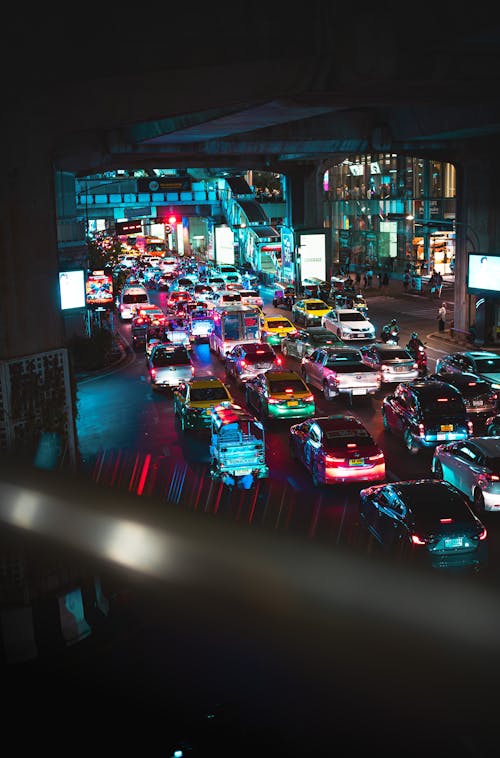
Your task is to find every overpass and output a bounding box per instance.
[3,8,500,459]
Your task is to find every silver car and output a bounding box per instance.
[432,436,500,514]
[147,344,194,390]
[359,343,419,384]
[225,342,281,385]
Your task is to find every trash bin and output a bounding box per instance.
[410,275,422,292]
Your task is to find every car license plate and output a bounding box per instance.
[444,537,463,549]
[349,458,364,466]
[440,424,453,432]
[394,366,406,372]
[352,388,367,395]
[473,400,483,407]
[288,400,298,406]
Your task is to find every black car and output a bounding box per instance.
[381,379,471,454]
[280,327,344,360]
[427,371,498,431]
[358,479,488,571]
[435,350,500,391]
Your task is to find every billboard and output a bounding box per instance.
[467,254,500,296]
[215,225,235,265]
[299,233,326,283]
[86,271,114,308]
[59,270,86,310]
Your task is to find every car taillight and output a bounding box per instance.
[275,356,283,365]
[191,366,195,375]
[305,394,314,402]
[240,360,247,368]
[368,452,384,462]
[482,472,500,482]
[467,420,474,434]
[478,527,488,541]
[418,423,425,437]
[150,368,156,378]
[267,398,279,404]
[411,534,427,545]
[324,454,344,463]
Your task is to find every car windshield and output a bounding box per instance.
[123,293,148,304]
[339,312,368,321]
[326,351,361,364]
[269,379,307,394]
[474,357,500,373]
[324,428,372,449]
[310,331,340,344]
[306,302,327,311]
[267,320,292,329]
[152,348,191,366]
[190,387,228,401]
[421,395,465,414]
[242,290,259,298]
[381,349,411,361]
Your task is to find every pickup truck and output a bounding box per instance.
[301,346,381,401]
[209,403,269,487]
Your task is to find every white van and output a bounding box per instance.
[117,285,150,321]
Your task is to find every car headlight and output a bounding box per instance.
[491,383,500,390]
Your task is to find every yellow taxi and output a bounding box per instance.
[291,298,331,327]
[260,315,297,348]
[173,376,233,431]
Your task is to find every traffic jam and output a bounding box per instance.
[100,246,500,575]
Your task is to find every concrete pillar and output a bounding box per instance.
[454,157,500,335]
[0,135,78,465]
[284,162,332,281]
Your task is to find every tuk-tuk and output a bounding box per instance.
[131,315,150,350]
[209,403,269,488]
[351,293,369,317]
[272,282,296,310]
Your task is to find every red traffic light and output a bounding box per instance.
[167,214,177,225]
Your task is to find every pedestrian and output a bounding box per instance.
[403,271,410,291]
[382,271,389,290]
[438,302,447,332]
[366,268,373,288]
[435,270,443,297]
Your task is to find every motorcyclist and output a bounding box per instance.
[407,331,424,354]
[381,318,400,342]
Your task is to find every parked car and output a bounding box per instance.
[321,307,376,341]
[280,327,344,360]
[244,369,315,421]
[225,342,282,385]
[381,379,472,455]
[426,372,498,432]
[173,376,233,432]
[359,343,419,384]
[358,479,488,571]
[147,344,194,391]
[435,350,500,390]
[291,298,331,326]
[259,316,296,348]
[432,436,500,514]
[289,414,385,487]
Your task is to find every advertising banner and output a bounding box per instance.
[299,233,326,283]
[215,225,235,265]
[86,271,114,308]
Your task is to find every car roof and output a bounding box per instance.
[467,437,500,455]
[311,414,365,431]
[432,372,487,386]
[462,351,499,359]
[302,299,328,305]
[408,379,461,396]
[238,342,272,351]
[393,480,470,510]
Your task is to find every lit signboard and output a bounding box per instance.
[59,270,86,310]
[86,271,114,308]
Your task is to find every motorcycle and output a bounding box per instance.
[380,323,400,345]
[406,341,428,376]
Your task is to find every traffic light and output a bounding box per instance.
[167,214,178,226]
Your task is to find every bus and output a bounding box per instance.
[209,303,262,360]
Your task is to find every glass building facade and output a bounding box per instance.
[323,154,456,278]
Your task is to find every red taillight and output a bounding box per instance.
[418,423,425,437]
[325,454,344,463]
[440,517,453,524]
[467,420,474,434]
[483,473,500,482]
[368,452,384,462]
[304,394,314,402]
[150,368,156,378]
[285,388,293,394]
[478,527,488,541]
[411,534,427,545]
[191,366,195,375]
[275,356,283,365]
[240,360,247,368]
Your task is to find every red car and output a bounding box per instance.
[289,414,386,487]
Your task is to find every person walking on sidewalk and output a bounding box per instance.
[438,302,447,332]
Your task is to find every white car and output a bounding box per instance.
[321,308,376,341]
[239,289,264,307]
[432,436,500,513]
